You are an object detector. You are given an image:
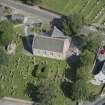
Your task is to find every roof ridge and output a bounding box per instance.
[35,35,66,41]
[33,35,66,53]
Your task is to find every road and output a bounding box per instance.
[0,0,61,22]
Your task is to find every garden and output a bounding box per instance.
[0,34,102,104]
[0,37,67,98]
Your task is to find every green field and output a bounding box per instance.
[41,0,105,25]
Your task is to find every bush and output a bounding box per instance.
[63,13,84,37]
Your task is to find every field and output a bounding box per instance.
[41,0,105,25]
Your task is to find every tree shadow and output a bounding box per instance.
[60,57,81,99]
[22,35,33,53]
[65,58,81,82]
[60,81,73,99]
[25,83,39,101]
[32,64,39,77]
[67,55,80,65]
[71,35,87,49]
[0,48,9,65]
[98,84,105,95]
[52,16,66,31]
[65,67,77,82]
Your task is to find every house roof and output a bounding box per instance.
[51,26,65,38]
[33,35,67,53]
[92,60,105,75]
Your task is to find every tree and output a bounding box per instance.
[80,50,95,65]
[18,0,41,5]
[0,20,15,46]
[36,82,56,105]
[72,80,90,101]
[63,13,84,37]
[63,19,72,36]
[86,32,102,52]
[75,49,95,81]
[36,81,73,105]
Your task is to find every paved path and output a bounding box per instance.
[80,26,97,35]
[0,97,34,105]
[0,0,61,22]
[93,96,105,105]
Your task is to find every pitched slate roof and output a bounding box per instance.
[33,35,66,53]
[51,26,65,38]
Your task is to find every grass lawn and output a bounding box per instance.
[41,0,69,14]
[41,0,105,24]
[0,45,67,98]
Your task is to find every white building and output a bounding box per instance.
[92,47,105,85]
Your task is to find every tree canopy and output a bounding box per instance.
[0,20,15,46]
[86,32,102,52]
[80,49,95,65]
[36,81,73,105]
[63,13,84,37]
[36,82,56,105]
